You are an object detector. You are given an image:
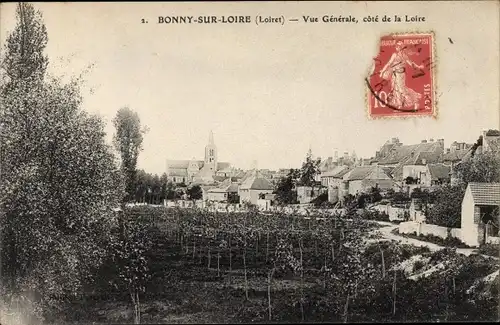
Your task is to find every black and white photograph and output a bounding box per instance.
[0,1,499,324]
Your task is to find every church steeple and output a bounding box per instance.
[209,130,214,146]
[204,130,217,172]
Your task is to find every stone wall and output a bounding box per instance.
[371,204,407,221]
[398,221,463,241]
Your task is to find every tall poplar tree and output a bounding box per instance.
[112,107,146,203]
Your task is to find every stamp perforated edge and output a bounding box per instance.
[365,30,438,121]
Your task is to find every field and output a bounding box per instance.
[54,206,499,323]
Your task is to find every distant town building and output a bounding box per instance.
[340,165,394,198]
[205,179,239,202]
[166,131,231,185]
[239,173,275,205]
[373,138,445,189]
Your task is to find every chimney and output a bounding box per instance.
[344,152,349,160]
[334,150,339,161]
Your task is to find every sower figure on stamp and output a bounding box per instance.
[379,40,424,111]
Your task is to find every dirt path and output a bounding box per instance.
[370,222,498,260]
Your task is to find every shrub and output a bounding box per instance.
[413,260,425,272]
[477,243,500,258]
[360,210,390,222]
[312,192,329,207]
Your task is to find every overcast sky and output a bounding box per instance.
[1,2,498,174]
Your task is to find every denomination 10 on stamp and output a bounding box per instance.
[366,32,436,118]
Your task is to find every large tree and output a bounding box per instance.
[112,107,146,203]
[2,3,48,83]
[299,149,321,187]
[0,3,124,321]
[274,169,299,205]
[454,151,500,188]
[426,185,465,228]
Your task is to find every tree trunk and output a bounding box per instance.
[229,233,232,283]
[392,270,397,316]
[243,239,249,300]
[381,248,386,279]
[256,232,260,256]
[130,289,141,324]
[343,293,349,323]
[217,253,220,277]
[266,231,270,262]
[299,238,304,322]
[192,236,196,260]
[208,246,211,269]
[199,231,204,264]
[444,284,448,321]
[267,267,275,321]
[323,249,327,291]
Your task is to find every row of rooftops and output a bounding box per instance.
[205,172,275,194]
[171,130,500,187]
[321,163,451,183]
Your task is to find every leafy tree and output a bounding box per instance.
[454,151,500,188]
[312,192,329,207]
[274,169,299,205]
[391,191,411,204]
[187,185,203,200]
[384,188,395,200]
[2,3,48,84]
[0,3,124,320]
[108,217,153,324]
[166,181,177,200]
[228,193,240,204]
[426,185,465,228]
[485,129,500,136]
[368,186,383,203]
[112,107,147,203]
[299,149,321,187]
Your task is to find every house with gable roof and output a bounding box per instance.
[375,138,445,190]
[238,172,275,205]
[340,165,394,199]
[460,182,500,246]
[205,179,239,203]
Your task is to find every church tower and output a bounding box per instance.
[204,130,217,172]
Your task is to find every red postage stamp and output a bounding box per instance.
[366,32,436,118]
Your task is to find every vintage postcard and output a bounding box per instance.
[0,1,499,324]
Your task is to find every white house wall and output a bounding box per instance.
[460,187,479,246]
